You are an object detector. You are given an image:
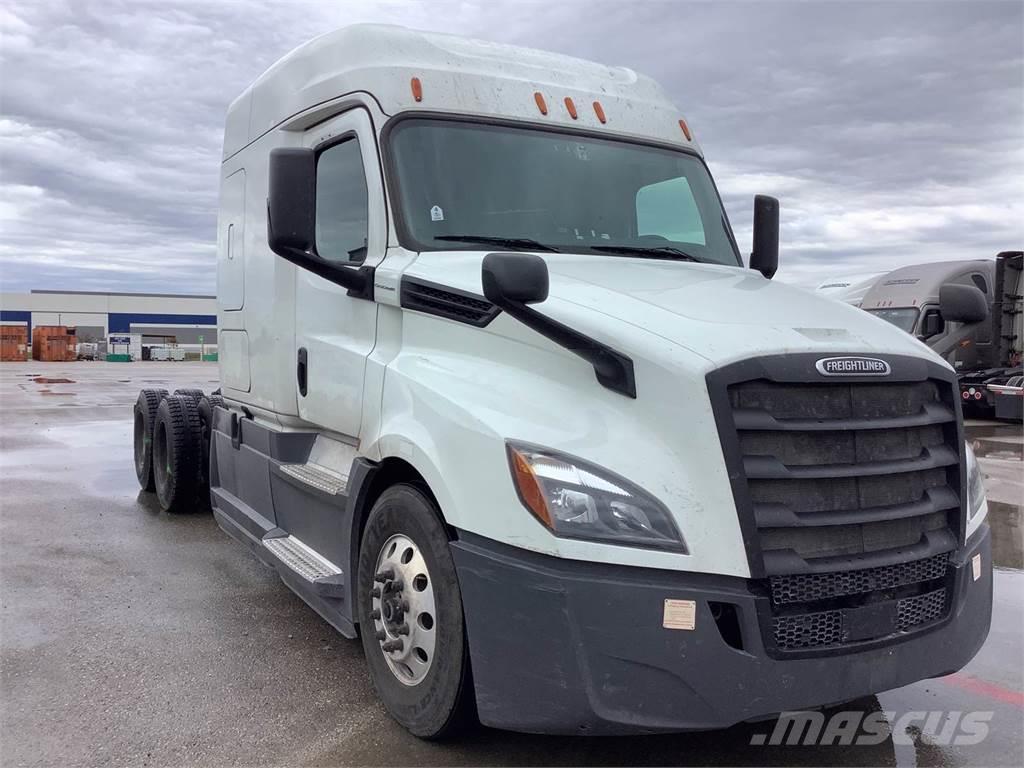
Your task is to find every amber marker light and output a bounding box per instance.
[507,445,553,529]
[534,91,548,115]
[678,118,692,141]
[410,77,423,102]
[593,101,607,124]
[564,97,578,119]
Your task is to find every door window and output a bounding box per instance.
[315,138,369,263]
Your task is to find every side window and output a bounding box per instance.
[971,273,988,294]
[636,176,706,245]
[315,138,369,263]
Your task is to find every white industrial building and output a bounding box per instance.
[0,290,217,354]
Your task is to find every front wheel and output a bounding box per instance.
[356,485,475,739]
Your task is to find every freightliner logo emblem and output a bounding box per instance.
[815,357,892,376]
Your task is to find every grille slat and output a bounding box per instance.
[753,486,960,529]
[743,444,959,480]
[733,401,955,432]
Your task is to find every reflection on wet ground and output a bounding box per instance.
[1,362,1022,767]
[966,420,1024,570]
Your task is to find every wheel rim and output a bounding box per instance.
[371,533,436,686]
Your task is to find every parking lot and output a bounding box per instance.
[1,361,1021,767]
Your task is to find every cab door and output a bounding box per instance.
[294,108,384,438]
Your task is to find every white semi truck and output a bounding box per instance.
[132,25,992,738]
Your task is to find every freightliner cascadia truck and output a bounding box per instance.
[132,25,993,738]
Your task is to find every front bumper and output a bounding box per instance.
[451,525,992,735]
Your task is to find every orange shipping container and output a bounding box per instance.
[32,325,77,362]
[0,325,29,362]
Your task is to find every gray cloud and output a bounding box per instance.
[1,0,1021,293]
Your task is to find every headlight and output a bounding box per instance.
[506,442,686,552]
[965,441,988,531]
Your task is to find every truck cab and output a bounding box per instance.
[135,24,992,738]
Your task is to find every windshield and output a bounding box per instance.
[387,118,742,266]
[866,307,920,334]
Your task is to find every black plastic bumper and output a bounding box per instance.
[450,524,992,735]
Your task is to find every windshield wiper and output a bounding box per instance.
[433,235,560,253]
[589,244,701,262]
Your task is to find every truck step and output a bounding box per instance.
[263,534,343,582]
[278,463,348,495]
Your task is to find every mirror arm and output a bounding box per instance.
[493,298,636,398]
[267,205,374,299]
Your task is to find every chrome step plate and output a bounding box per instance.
[279,463,348,496]
[263,535,342,581]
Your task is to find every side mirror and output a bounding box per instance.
[482,252,549,305]
[939,284,988,324]
[920,309,944,339]
[268,148,316,254]
[266,147,371,297]
[749,194,779,279]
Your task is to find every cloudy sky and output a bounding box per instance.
[1,0,1021,294]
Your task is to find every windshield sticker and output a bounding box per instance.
[430,205,444,222]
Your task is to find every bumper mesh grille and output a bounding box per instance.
[770,553,950,605]
[772,588,949,650]
[897,588,948,631]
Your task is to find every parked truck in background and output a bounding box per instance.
[860,253,1023,418]
[131,25,993,738]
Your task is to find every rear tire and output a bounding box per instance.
[153,395,205,513]
[357,485,475,739]
[133,388,168,491]
[197,395,225,486]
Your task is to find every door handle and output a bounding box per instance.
[297,347,308,397]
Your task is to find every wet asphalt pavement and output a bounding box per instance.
[1,361,1022,767]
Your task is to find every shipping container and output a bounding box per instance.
[32,325,77,362]
[0,325,30,362]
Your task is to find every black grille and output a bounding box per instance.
[709,358,964,655]
[728,379,962,568]
[897,588,948,631]
[770,553,950,605]
[400,278,500,327]
[774,610,843,649]
[772,587,948,650]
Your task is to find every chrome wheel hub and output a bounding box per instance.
[371,533,436,685]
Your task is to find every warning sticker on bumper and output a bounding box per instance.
[663,599,696,630]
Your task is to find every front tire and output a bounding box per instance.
[356,485,474,739]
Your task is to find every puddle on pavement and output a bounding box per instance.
[990,501,1023,570]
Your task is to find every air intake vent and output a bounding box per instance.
[400,278,500,327]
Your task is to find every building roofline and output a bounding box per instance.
[29,290,216,299]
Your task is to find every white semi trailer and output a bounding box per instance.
[132,25,992,738]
